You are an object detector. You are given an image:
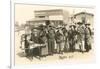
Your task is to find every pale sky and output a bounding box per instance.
[15,4,94,25]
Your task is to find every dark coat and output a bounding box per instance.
[47,29,55,39]
[55,30,64,43]
[85,27,92,51]
[30,33,39,43]
[39,30,47,44]
[68,29,77,41]
[77,26,85,41]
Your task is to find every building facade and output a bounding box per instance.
[74,12,94,29]
[26,9,69,28]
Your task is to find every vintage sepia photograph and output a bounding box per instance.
[14,3,95,64]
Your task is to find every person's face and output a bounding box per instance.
[71,26,74,30]
[69,27,71,30]
[34,32,38,36]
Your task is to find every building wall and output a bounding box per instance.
[33,10,65,27]
[49,15,63,20]
[29,21,46,26]
[34,9,63,17]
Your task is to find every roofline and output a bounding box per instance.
[74,12,94,16]
[34,9,63,12]
[27,20,63,22]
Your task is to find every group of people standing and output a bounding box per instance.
[21,21,92,58]
[42,21,92,55]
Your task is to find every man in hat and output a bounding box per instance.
[85,23,92,52]
[62,25,69,52]
[30,28,39,43]
[77,22,85,53]
[47,25,55,55]
[55,27,64,54]
[68,24,77,52]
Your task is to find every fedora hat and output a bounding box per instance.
[77,22,83,25]
[85,23,90,26]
